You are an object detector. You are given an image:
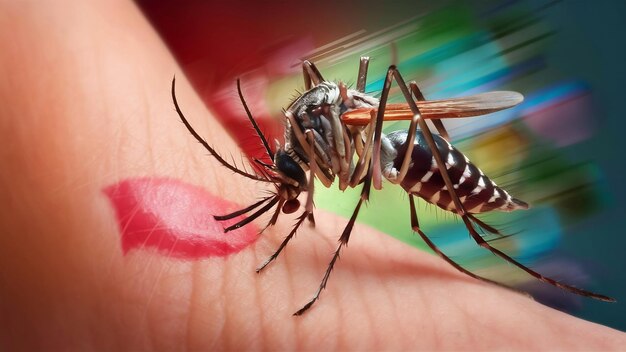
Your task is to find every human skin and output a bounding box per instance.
[0,1,625,350]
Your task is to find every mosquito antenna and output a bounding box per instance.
[171,77,271,182]
[236,79,274,161]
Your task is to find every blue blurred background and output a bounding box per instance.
[138,0,626,331]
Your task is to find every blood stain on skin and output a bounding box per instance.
[103,178,259,259]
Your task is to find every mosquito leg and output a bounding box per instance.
[356,56,370,93]
[408,80,426,100]
[393,69,615,303]
[303,130,319,227]
[267,198,286,227]
[258,129,318,272]
[357,65,421,189]
[394,80,451,184]
[337,116,353,191]
[467,213,505,237]
[370,67,397,190]
[257,211,309,272]
[348,63,392,188]
[302,60,325,90]
[294,197,364,316]
[430,115,450,141]
[391,68,464,216]
[349,115,375,186]
[408,81,450,141]
[296,122,375,315]
[349,69,385,187]
[460,215,615,301]
[408,195,516,291]
[392,94,420,184]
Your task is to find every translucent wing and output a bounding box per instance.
[341,91,524,126]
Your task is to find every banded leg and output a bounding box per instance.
[302,60,325,90]
[394,70,615,303]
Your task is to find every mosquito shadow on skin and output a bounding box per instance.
[346,243,484,285]
[252,212,481,284]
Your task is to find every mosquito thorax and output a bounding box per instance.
[287,82,341,133]
[282,82,379,181]
[287,82,378,126]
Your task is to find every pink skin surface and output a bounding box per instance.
[104,178,259,259]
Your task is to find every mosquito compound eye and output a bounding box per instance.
[282,199,300,214]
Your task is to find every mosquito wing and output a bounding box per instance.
[341,91,524,126]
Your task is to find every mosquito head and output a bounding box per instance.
[273,148,307,214]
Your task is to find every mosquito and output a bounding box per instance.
[171,57,615,315]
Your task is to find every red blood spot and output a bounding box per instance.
[103,178,259,259]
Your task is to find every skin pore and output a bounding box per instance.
[0,1,625,350]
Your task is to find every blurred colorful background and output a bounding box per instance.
[137,0,626,331]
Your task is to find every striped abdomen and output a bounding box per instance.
[383,130,528,213]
